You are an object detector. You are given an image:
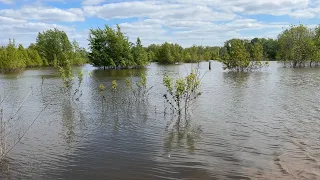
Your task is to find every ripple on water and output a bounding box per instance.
[0,62,320,179]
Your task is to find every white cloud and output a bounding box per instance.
[169,0,309,16]
[0,0,320,48]
[82,0,105,5]
[0,6,84,22]
[289,6,320,19]
[0,16,27,24]
[0,15,83,47]
[116,17,289,47]
[83,1,236,21]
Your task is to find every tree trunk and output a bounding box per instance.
[293,61,297,68]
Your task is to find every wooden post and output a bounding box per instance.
[209,61,211,70]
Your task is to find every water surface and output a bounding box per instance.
[0,61,319,180]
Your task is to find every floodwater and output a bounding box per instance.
[0,61,319,180]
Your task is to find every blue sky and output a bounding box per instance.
[0,0,319,48]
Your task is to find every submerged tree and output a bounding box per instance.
[163,69,201,115]
[88,25,148,69]
[157,42,174,64]
[71,40,88,66]
[251,42,264,62]
[277,24,319,67]
[36,28,86,67]
[36,28,73,66]
[222,39,267,71]
[0,39,26,71]
[132,38,148,67]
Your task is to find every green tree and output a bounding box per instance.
[251,42,264,61]
[146,44,160,62]
[132,38,148,67]
[0,39,26,71]
[277,24,317,67]
[71,40,88,66]
[157,42,174,64]
[17,44,30,67]
[36,28,74,66]
[222,39,250,71]
[27,48,43,67]
[88,25,146,69]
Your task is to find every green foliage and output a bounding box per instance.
[36,28,87,67]
[36,28,73,66]
[163,70,201,114]
[0,39,26,71]
[138,73,147,88]
[0,28,87,71]
[72,40,88,66]
[277,24,318,67]
[88,25,147,69]
[147,43,222,64]
[112,80,117,90]
[157,42,174,64]
[78,71,84,86]
[26,48,43,67]
[221,39,267,71]
[99,84,105,91]
[258,38,279,60]
[125,78,132,90]
[251,42,264,61]
[59,58,73,89]
[146,44,160,62]
[132,38,148,67]
[222,39,250,71]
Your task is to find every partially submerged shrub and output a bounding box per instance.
[163,70,201,115]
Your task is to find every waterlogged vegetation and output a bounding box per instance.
[277,25,320,67]
[88,25,149,69]
[1,24,320,72]
[145,24,320,71]
[0,28,87,72]
[1,24,320,179]
[163,68,201,115]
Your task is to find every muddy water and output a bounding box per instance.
[0,61,319,180]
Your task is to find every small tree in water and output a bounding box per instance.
[59,59,73,90]
[163,69,201,115]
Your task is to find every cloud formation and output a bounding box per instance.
[0,0,319,48]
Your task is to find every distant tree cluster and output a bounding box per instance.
[0,28,88,72]
[88,25,148,69]
[219,24,320,71]
[145,43,220,64]
[2,24,320,72]
[0,39,42,71]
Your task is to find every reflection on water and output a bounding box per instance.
[164,114,202,154]
[0,62,319,179]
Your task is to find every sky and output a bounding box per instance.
[0,0,319,48]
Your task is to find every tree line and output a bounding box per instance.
[218,24,320,71]
[0,28,88,72]
[1,24,320,72]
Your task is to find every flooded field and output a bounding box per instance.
[0,61,319,180]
